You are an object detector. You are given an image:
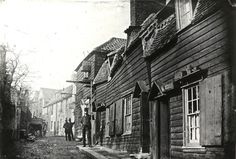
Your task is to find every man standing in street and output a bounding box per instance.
[81,108,91,147]
[63,118,70,141]
[68,118,74,141]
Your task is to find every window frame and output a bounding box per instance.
[83,72,89,79]
[175,0,193,30]
[183,83,201,147]
[123,94,133,135]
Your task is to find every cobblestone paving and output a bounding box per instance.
[15,136,91,159]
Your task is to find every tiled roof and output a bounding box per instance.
[138,0,224,57]
[93,60,110,85]
[110,47,124,77]
[93,37,126,52]
[143,14,177,57]
[75,37,126,71]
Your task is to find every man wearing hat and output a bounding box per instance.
[81,108,91,147]
[63,118,70,141]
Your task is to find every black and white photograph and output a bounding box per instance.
[0,0,236,158]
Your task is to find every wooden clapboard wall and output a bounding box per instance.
[104,44,149,153]
[74,53,106,137]
[149,6,231,159]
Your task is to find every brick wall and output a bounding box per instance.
[130,0,165,26]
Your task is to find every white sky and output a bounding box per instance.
[0,0,130,90]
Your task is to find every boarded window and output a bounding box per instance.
[115,99,123,135]
[200,74,222,146]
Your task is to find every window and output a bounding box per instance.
[83,72,89,79]
[184,84,200,146]
[176,0,193,30]
[123,94,132,134]
[182,74,223,148]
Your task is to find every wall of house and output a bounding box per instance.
[74,52,107,139]
[74,65,90,138]
[102,44,148,153]
[95,83,107,105]
[149,7,232,159]
[94,82,107,143]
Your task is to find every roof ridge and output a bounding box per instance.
[93,37,126,52]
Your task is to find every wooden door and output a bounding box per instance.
[141,92,150,153]
[150,99,169,159]
[96,112,101,137]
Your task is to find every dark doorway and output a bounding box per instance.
[140,92,150,153]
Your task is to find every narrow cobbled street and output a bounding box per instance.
[15,136,91,159]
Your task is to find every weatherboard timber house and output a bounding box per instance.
[73,37,126,142]
[142,0,235,158]
[91,0,236,158]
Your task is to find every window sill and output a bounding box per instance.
[122,131,132,136]
[182,146,206,153]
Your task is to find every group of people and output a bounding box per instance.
[63,108,100,147]
[63,118,74,141]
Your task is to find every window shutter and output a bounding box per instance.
[109,103,115,136]
[115,99,123,135]
[200,74,222,146]
[105,108,110,137]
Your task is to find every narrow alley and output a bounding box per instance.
[0,0,236,159]
[14,136,91,159]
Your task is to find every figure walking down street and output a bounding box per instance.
[81,108,91,147]
[68,118,75,141]
[63,118,70,141]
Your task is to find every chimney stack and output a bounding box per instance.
[125,0,166,47]
[130,0,166,26]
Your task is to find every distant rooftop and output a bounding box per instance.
[93,37,126,52]
[75,37,126,71]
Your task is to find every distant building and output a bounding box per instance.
[73,37,126,142]
[31,88,58,119]
[43,85,75,136]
